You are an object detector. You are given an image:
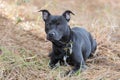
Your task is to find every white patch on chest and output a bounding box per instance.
[63,56,69,66]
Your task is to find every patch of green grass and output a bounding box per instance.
[0,46,50,79]
[23,0,31,3]
[16,0,31,5]
[16,17,22,24]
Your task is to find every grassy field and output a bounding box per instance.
[0,0,120,80]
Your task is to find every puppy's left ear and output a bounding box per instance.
[62,10,75,22]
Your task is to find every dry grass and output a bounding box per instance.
[0,0,120,80]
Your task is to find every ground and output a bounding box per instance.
[0,0,120,80]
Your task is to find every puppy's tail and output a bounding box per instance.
[92,39,97,53]
[89,33,97,57]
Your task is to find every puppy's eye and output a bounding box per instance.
[56,22,60,25]
[46,22,52,26]
[46,23,49,26]
[49,23,52,25]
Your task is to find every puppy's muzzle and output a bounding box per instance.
[47,32,56,40]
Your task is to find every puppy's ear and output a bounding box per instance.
[39,10,51,21]
[62,10,75,22]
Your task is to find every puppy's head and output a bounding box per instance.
[39,10,74,42]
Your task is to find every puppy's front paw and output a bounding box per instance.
[64,70,75,77]
[49,61,59,69]
[48,61,56,69]
[80,65,88,71]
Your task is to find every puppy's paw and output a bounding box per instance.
[64,70,75,77]
[48,62,56,69]
[49,64,55,69]
[80,65,88,72]
[59,60,64,66]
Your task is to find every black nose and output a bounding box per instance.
[49,32,55,38]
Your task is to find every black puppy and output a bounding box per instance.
[39,10,97,76]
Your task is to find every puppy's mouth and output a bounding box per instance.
[47,36,67,47]
[47,36,60,42]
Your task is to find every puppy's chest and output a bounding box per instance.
[55,40,74,65]
[63,55,73,66]
[56,44,73,58]
[57,46,73,66]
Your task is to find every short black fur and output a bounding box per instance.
[40,10,97,76]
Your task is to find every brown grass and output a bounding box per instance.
[0,0,120,80]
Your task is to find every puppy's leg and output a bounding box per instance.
[66,50,86,76]
[66,62,80,76]
[66,61,87,77]
[59,59,65,66]
[49,52,59,69]
[49,58,59,69]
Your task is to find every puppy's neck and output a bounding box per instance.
[60,26,72,43]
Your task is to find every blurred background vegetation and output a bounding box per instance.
[0,0,120,80]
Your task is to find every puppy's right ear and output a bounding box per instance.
[38,10,51,21]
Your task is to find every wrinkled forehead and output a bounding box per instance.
[48,15,66,23]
